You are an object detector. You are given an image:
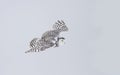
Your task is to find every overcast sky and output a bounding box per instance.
[0,0,120,75]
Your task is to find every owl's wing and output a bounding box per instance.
[29,38,40,48]
[25,39,55,53]
[52,20,68,32]
[25,38,43,53]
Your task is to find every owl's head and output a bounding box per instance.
[58,37,65,45]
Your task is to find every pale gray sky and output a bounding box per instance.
[0,0,120,75]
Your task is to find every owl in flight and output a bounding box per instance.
[25,20,68,53]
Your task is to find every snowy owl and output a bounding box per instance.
[25,20,68,53]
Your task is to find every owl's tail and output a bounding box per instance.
[25,46,40,53]
[25,46,47,53]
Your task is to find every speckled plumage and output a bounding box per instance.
[25,20,68,53]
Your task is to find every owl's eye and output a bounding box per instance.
[61,39,64,42]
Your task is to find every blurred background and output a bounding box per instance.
[0,0,120,75]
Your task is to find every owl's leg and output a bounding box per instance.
[54,38,59,47]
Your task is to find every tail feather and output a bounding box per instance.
[25,46,41,53]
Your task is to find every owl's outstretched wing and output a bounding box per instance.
[52,20,68,32]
